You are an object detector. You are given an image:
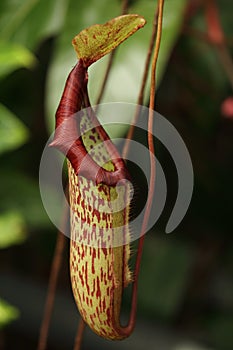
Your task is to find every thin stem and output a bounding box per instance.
[121,0,129,15]
[37,189,69,350]
[135,0,164,289]
[138,8,159,106]
[73,318,86,350]
[125,0,164,334]
[122,7,158,159]
[95,0,129,106]
[95,50,117,106]
[149,0,164,112]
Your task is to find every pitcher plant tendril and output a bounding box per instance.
[135,0,164,291]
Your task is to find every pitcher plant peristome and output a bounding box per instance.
[50,14,147,340]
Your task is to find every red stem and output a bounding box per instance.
[122,7,158,159]
[73,318,86,350]
[135,0,164,282]
[122,0,164,336]
[95,0,129,106]
[37,197,69,350]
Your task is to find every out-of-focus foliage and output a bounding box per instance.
[0,170,52,229]
[0,299,19,329]
[0,0,66,50]
[0,104,29,154]
[0,41,36,79]
[0,212,26,249]
[0,0,232,349]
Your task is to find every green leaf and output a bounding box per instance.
[0,41,36,79]
[0,170,53,229]
[72,14,146,67]
[0,298,19,329]
[0,0,66,50]
[0,103,29,154]
[46,0,187,137]
[0,211,27,249]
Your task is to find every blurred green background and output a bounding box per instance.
[0,0,233,349]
